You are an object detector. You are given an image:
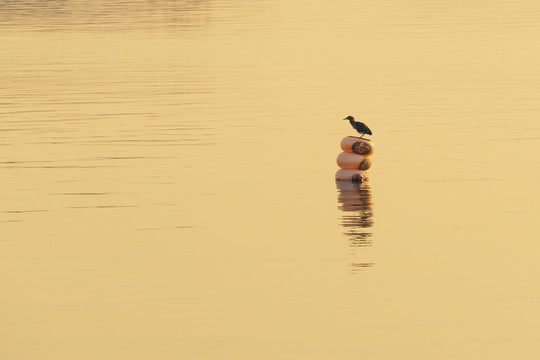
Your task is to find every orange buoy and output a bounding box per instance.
[336,152,371,171]
[340,136,374,156]
[335,169,369,182]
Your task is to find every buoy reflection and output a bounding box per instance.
[336,181,374,273]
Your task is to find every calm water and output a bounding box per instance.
[2,1,540,359]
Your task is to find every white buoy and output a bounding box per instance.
[335,169,369,182]
[340,136,374,156]
[336,152,372,171]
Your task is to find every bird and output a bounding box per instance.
[343,115,372,138]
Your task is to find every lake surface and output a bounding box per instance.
[2,1,540,359]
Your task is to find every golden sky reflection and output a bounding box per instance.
[1,0,540,359]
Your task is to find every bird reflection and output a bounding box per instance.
[336,181,374,273]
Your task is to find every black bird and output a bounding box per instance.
[343,115,372,138]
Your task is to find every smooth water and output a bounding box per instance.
[2,1,540,359]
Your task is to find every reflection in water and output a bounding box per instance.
[336,181,374,273]
[0,0,212,32]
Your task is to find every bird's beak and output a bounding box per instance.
[342,118,347,120]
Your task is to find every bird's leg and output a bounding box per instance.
[360,133,365,138]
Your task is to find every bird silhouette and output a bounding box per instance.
[343,116,372,138]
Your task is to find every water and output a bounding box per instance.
[2,1,540,359]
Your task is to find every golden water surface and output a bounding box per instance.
[2,1,540,359]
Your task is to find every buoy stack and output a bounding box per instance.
[335,136,374,182]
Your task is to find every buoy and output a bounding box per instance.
[340,136,374,156]
[336,135,373,182]
[335,169,369,182]
[336,152,371,171]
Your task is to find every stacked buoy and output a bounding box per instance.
[335,136,374,182]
